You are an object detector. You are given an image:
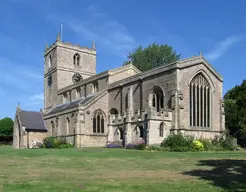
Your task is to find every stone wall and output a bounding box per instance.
[178,62,224,132]
[108,69,177,115]
[81,91,109,146]
[12,116,20,149]
[45,110,78,138]
[28,131,47,148]
[79,135,107,147]
[44,91,108,147]
[44,70,58,110]
[44,41,96,111]
[183,130,222,140]
[84,91,108,134]
[142,69,177,110]
[57,76,109,104]
[108,66,140,84]
[56,44,96,78]
[148,120,171,145]
[108,88,122,114]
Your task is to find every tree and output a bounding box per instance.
[224,80,246,147]
[0,117,14,136]
[123,43,181,72]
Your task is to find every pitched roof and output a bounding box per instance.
[19,110,47,131]
[108,56,223,90]
[45,94,96,116]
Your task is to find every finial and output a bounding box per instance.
[44,35,48,51]
[92,40,96,50]
[60,23,63,42]
[56,31,61,42]
[45,42,48,50]
[199,51,202,57]
[126,59,132,65]
[17,102,20,111]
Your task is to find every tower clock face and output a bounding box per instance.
[48,75,52,87]
[72,73,82,84]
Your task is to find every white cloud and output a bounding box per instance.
[0,56,42,92]
[29,93,44,101]
[205,36,245,62]
[48,5,137,58]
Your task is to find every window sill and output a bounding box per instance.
[90,133,107,136]
[190,126,211,129]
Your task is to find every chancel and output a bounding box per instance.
[13,33,225,149]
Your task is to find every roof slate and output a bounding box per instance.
[19,110,47,131]
[46,94,96,116]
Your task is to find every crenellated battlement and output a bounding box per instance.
[44,39,96,56]
[108,108,172,126]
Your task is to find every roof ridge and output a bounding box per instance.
[20,109,41,113]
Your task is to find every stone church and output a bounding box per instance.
[13,34,225,149]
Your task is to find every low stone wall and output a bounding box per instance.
[181,129,223,140]
[80,134,107,147]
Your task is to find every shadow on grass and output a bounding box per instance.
[184,159,246,192]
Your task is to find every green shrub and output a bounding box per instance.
[235,129,246,148]
[43,137,56,148]
[58,143,74,149]
[161,134,195,152]
[211,134,235,151]
[135,139,146,150]
[192,140,204,151]
[198,138,213,151]
[160,133,236,152]
[221,135,235,151]
[42,137,74,149]
[211,145,227,151]
[146,145,163,151]
[136,143,146,150]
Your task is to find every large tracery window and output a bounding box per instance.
[189,73,211,128]
[93,109,105,134]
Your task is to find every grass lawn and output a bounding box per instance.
[0,146,245,192]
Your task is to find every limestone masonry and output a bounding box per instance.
[13,34,225,149]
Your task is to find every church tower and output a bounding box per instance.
[43,33,96,112]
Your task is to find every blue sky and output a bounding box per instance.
[0,0,245,119]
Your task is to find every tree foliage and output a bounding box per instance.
[0,117,14,136]
[224,80,246,147]
[123,43,181,72]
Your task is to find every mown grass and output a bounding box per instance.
[0,145,245,192]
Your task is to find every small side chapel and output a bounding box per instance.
[13,34,225,149]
